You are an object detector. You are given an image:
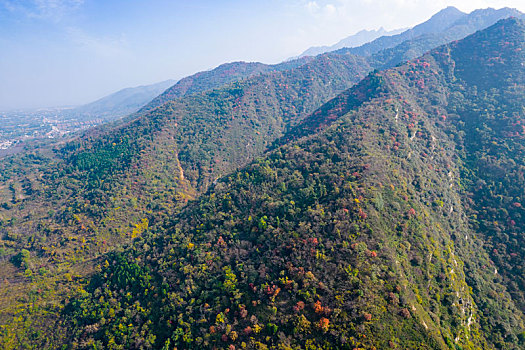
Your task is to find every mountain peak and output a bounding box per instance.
[410,6,466,36]
[435,6,464,16]
[427,6,466,24]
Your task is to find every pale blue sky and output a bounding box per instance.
[1,0,524,110]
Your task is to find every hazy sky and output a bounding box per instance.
[1,0,524,110]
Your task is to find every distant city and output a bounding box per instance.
[0,109,102,152]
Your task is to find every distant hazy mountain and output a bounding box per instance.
[294,27,406,58]
[141,6,523,120]
[70,79,175,120]
[347,6,523,57]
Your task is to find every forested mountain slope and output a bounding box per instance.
[0,42,371,349]
[137,59,313,115]
[1,10,524,349]
[63,18,525,349]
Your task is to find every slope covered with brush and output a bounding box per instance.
[0,46,371,348]
[64,18,525,350]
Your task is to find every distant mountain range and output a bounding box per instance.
[293,6,524,60]
[344,6,524,57]
[293,27,406,59]
[70,6,525,124]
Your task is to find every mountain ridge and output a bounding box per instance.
[342,6,523,57]
[139,6,523,123]
[138,58,314,116]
